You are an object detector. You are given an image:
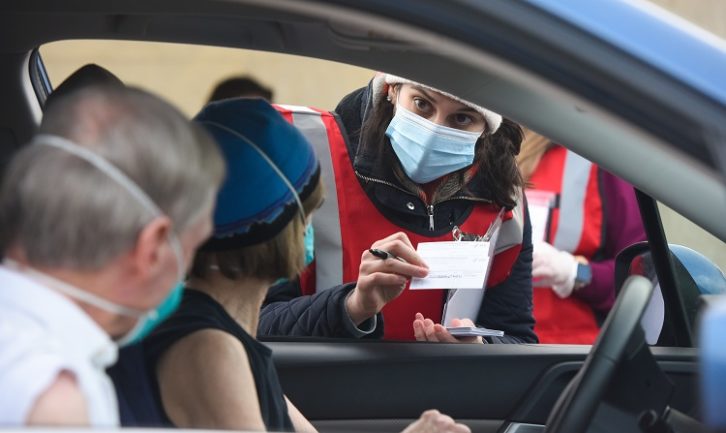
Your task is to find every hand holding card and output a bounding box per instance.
[412,314,486,344]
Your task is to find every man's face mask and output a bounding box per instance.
[385,104,483,184]
[18,134,189,347]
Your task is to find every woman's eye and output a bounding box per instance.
[453,113,473,126]
[412,98,430,112]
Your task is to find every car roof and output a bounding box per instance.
[526,0,726,106]
[0,0,724,240]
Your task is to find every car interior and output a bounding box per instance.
[1,1,724,433]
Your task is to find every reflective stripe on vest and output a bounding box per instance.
[528,145,603,257]
[552,150,592,253]
[527,145,604,344]
[274,104,343,292]
[496,191,525,254]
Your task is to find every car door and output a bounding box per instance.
[3,0,723,432]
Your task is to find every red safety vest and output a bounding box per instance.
[275,104,525,340]
[528,145,604,344]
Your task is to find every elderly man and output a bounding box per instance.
[0,85,224,426]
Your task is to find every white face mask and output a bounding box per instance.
[13,134,187,346]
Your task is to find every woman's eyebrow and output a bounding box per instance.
[457,107,479,114]
[411,85,439,101]
[411,85,479,115]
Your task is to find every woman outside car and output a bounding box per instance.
[261,73,536,343]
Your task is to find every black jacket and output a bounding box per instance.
[259,83,537,343]
[260,281,383,339]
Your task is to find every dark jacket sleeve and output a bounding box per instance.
[477,203,538,344]
[258,280,383,339]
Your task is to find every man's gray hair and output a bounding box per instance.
[0,85,225,269]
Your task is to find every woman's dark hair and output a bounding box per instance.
[357,85,523,209]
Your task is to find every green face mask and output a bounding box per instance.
[273,223,315,287]
[117,281,185,346]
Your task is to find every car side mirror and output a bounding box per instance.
[614,242,726,345]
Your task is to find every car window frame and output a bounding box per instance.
[634,190,693,346]
[28,31,703,350]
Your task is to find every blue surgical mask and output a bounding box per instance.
[304,223,315,266]
[272,223,315,287]
[386,105,483,184]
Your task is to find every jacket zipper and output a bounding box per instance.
[356,170,494,232]
[355,170,412,196]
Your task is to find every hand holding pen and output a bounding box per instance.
[368,248,405,262]
[345,232,429,326]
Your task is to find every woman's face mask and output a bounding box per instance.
[303,223,315,266]
[272,223,315,287]
[385,104,483,184]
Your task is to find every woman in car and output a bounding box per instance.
[144,97,471,433]
[262,73,536,343]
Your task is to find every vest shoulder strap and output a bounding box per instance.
[553,150,593,252]
[273,104,345,291]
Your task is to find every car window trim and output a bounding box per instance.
[28,48,52,108]
[635,189,693,347]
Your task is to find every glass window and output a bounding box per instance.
[658,203,726,272]
[40,40,374,116]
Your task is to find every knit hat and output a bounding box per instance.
[194,98,320,251]
[371,73,503,134]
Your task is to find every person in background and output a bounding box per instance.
[144,97,471,433]
[518,128,646,344]
[207,75,274,102]
[43,63,123,109]
[0,84,224,426]
[263,73,536,344]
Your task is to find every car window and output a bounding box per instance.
[36,40,721,348]
[40,40,375,116]
[658,203,726,273]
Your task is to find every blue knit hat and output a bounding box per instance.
[194,98,320,250]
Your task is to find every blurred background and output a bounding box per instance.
[39,0,726,269]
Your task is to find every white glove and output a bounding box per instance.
[532,241,578,298]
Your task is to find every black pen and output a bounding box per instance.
[368,248,406,262]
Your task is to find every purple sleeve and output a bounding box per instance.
[574,170,647,312]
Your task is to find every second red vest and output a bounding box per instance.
[528,145,604,344]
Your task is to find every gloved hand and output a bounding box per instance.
[532,241,578,298]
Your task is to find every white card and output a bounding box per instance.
[525,189,556,243]
[410,241,493,290]
[442,288,485,325]
[528,203,550,243]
